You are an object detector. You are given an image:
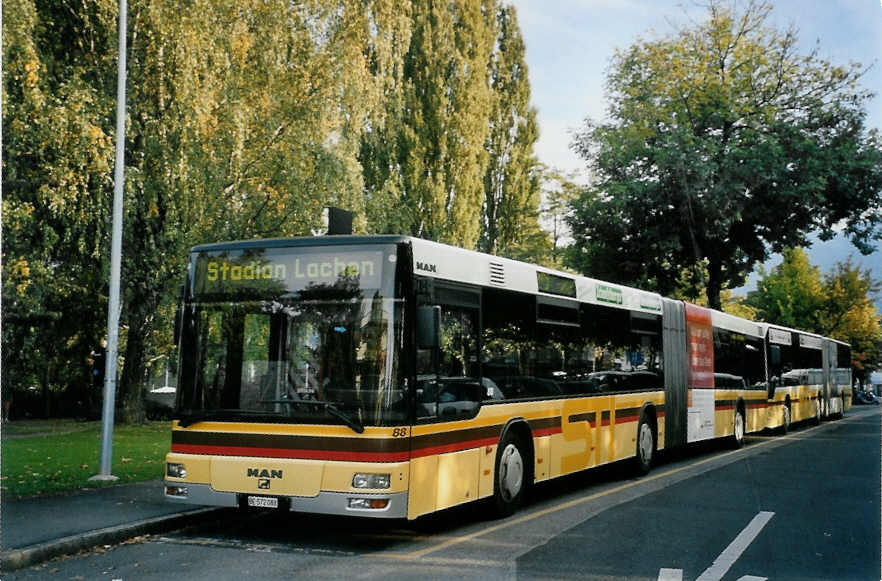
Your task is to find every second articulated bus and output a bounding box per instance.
[165,235,849,519]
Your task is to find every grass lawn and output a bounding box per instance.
[1,420,172,498]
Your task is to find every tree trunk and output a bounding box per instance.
[706,255,723,312]
[118,310,149,424]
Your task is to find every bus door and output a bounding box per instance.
[409,281,484,517]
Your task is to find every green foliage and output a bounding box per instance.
[746,248,882,377]
[539,167,580,267]
[480,4,546,261]
[1,420,171,498]
[746,248,825,330]
[567,0,882,310]
[2,0,116,408]
[3,0,549,422]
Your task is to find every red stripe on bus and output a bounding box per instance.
[410,436,500,458]
[532,426,562,437]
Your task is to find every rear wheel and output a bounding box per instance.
[780,402,791,434]
[732,408,745,448]
[812,398,821,425]
[492,430,528,517]
[635,414,655,475]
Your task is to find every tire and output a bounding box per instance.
[780,402,791,434]
[732,407,745,449]
[635,413,655,476]
[492,429,529,517]
[812,398,821,426]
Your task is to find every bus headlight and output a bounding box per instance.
[352,473,390,489]
[167,462,187,478]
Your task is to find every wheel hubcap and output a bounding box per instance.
[639,424,653,463]
[784,406,791,428]
[499,444,523,502]
[735,413,744,442]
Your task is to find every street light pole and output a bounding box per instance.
[92,0,127,482]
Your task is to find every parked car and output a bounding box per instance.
[854,390,879,405]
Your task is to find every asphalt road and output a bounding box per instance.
[7,407,879,581]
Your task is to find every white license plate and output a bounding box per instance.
[247,496,279,509]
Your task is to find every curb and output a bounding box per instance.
[0,507,222,573]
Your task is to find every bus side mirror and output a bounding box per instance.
[417,306,441,349]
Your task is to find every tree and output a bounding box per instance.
[2,0,116,417]
[745,248,825,330]
[540,167,581,267]
[818,259,882,385]
[568,0,882,310]
[393,0,496,248]
[480,4,544,260]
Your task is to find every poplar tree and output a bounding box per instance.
[480,4,545,259]
[397,0,495,248]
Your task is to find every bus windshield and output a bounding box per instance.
[176,245,405,428]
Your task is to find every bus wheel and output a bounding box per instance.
[635,414,655,475]
[780,402,791,434]
[732,408,745,449]
[812,399,821,425]
[492,431,527,517]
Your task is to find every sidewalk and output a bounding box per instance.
[0,480,221,572]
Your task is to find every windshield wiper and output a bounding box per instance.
[177,409,279,428]
[259,398,365,434]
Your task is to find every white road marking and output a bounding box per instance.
[695,511,775,581]
[736,576,768,581]
[657,568,683,581]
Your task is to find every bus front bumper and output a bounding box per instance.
[163,481,409,519]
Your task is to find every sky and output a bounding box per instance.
[508,0,882,297]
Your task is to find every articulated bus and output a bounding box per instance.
[164,235,850,519]
[762,324,852,429]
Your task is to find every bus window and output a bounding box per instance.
[417,304,481,422]
[579,304,663,395]
[713,328,765,389]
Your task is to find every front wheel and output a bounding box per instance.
[635,414,655,475]
[492,431,529,517]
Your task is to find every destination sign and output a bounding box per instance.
[768,328,792,346]
[799,334,823,350]
[193,248,386,298]
[537,271,577,298]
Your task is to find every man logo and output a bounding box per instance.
[258,479,271,490]
[247,468,283,479]
[416,261,437,273]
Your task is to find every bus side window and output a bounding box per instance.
[417,303,480,422]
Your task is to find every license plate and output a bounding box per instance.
[247,496,279,509]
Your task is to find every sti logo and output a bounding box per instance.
[416,261,437,273]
